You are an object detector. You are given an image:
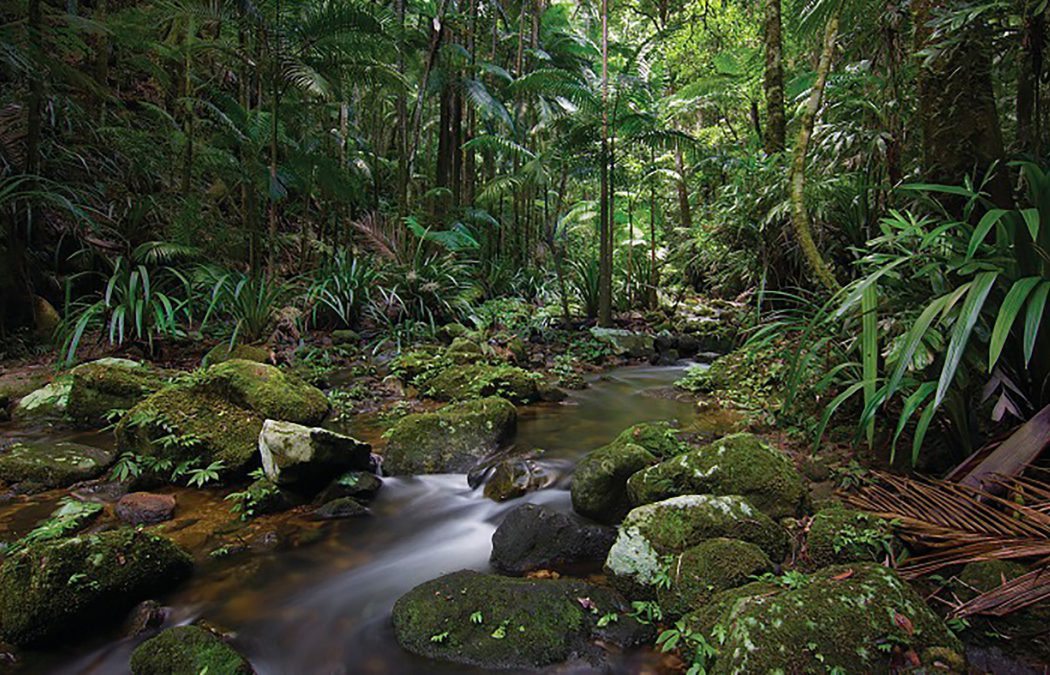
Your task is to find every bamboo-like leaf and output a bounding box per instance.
[1021,207,1041,241]
[1024,281,1050,365]
[989,277,1042,370]
[813,381,865,452]
[891,382,936,462]
[965,208,1008,259]
[935,271,998,408]
[861,283,878,447]
[884,294,950,408]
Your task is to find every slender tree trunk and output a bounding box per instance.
[788,11,840,293]
[1018,8,1045,155]
[597,0,613,326]
[763,0,785,154]
[674,141,692,229]
[406,0,450,201]
[395,0,409,213]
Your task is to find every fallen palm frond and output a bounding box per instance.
[950,562,1050,618]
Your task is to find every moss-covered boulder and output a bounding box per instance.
[605,495,787,596]
[437,322,471,343]
[0,441,115,489]
[589,327,655,358]
[571,441,656,525]
[425,363,541,404]
[199,360,328,425]
[806,505,897,568]
[444,337,485,364]
[390,347,448,385]
[12,375,73,422]
[681,563,964,673]
[483,458,554,502]
[614,421,688,458]
[116,386,263,475]
[656,538,774,618]
[392,569,650,670]
[382,397,516,475]
[202,342,270,367]
[626,433,805,519]
[130,625,252,674]
[66,358,170,427]
[0,529,193,646]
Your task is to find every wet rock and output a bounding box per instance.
[627,433,806,519]
[571,442,655,525]
[130,625,252,675]
[483,458,555,501]
[202,342,270,367]
[12,376,73,422]
[0,529,192,646]
[122,600,169,638]
[330,329,360,346]
[0,441,115,490]
[681,563,963,673]
[116,492,177,525]
[312,497,369,520]
[605,495,788,596]
[315,471,382,504]
[490,504,616,575]
[66,359,170,427]
[806,505,897,568]
[382,397,516,475]
[425,364,542,404]
[392,569,651,670]
[615,421,688,459]
[655,538,773,618]
[258,420,371,490]
[588,327,655,359]
[444,337,485,364]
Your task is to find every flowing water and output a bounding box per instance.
[7,363,703,674]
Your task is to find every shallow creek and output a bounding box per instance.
[6,363,705,674]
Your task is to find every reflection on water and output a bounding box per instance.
[43,363,699,675]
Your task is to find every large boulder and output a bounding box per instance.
[681,563,964,673]
[130,625,253,675]
[258,420,372,491]
[425,364,542,404]
[655,538,773,618]
[198,360,328,425]
[806,505,898,568]
[66,358,169,426]
[490,504,616,575]
[382,397,516,475]
[605,495,787,596]
[627,433,806,519]
[0,529,193,646]
[571,442,655,525]
[0,441,115,490]
[392,570,650,670]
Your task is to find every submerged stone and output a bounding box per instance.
[0,441,115,490]
[627,433,805,519]
[571,441,655,525]
[392,569,650,670]
[0,529,192,646]
[130,625,253,675]
[312,497,369,520]
[490,503,616,575]
[382,397,516,475]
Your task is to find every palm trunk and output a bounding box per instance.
[597,0,613,326]
[763,0,785,154]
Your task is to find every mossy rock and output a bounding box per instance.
[382,397,516,475]
[115,387,263,475]
[12,375,73,422]
[656,538,774,618]
[437,322,471,343]
[202,342,270,367]
[0,441,115,489]
[198,360,328,425]
[425,364,542,404]
[806,505,897,568]
[605,495,787,596]
[444,337,485,364]
[952,560,1050,662]
[316,471,382,504]
[614,421,688,459]
[681,563,964,673]
[67,359,169,427]
[392,569,650,670]
[130,625,252,674]
[390,347,449,385]
[330,329,360,346]
[0,529,193,646]
[571,441,655,525]
[626,433,805,520]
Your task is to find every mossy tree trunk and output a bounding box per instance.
[763,0,785,154]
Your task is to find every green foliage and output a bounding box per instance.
[200,268,298,344]
[306,251,379,329]
[4,498,103,554]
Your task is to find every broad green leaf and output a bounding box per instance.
[1024,281,1050,365]
[884,294,951,407]
[891,382,936,463]
[911,401,940,466]
[965,208,1007,259]
[935,271,998,408]
[1021,208,1041,241]
[988,277,1041,370]
[861,284,878,446]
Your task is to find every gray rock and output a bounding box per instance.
[490,503,615,575]
[258,420,372,490]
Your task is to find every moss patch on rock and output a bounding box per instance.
[0,529,193,646]
[806,505,897,568]
[425,363,542,404]
[656,538,773,618]
[681,563,963,673]
[571,441,656,525]
[382,397,516,475]
[12,375,73,422]
[130,625,252,674]
[627,433,805,519]
[392,569,649,670]
[67,359,169,427]
[198,359,328,425]
[605,495,787,595]
[0,441,115,489]
[614,421,688,459]
[202,342,270,367]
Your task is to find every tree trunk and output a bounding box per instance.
[788,11,840,293]
[1018,8,1045,156]
[674,141,692,229]
[763,0,785,154]
[597,0,613,326]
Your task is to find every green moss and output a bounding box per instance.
[115,387,263,474]
[627,433,805,519]
[656,538,774,618]
[605,495,787,595]
[614,421,688,458]
[0,441,115,489]
[571,441,656,525]
[680,563,962,674]
[390,347,449,385]
[392,570,646,669]
[202,342,270,367]
[425,363,542,404]
[12,375,73,421]
[130,625,252,675]
[0,529,193,646]
[807,506,898,568]
[444,337,485,364]
[66,359,168,426]
[199,359,328,425]
[382,397,517,475]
